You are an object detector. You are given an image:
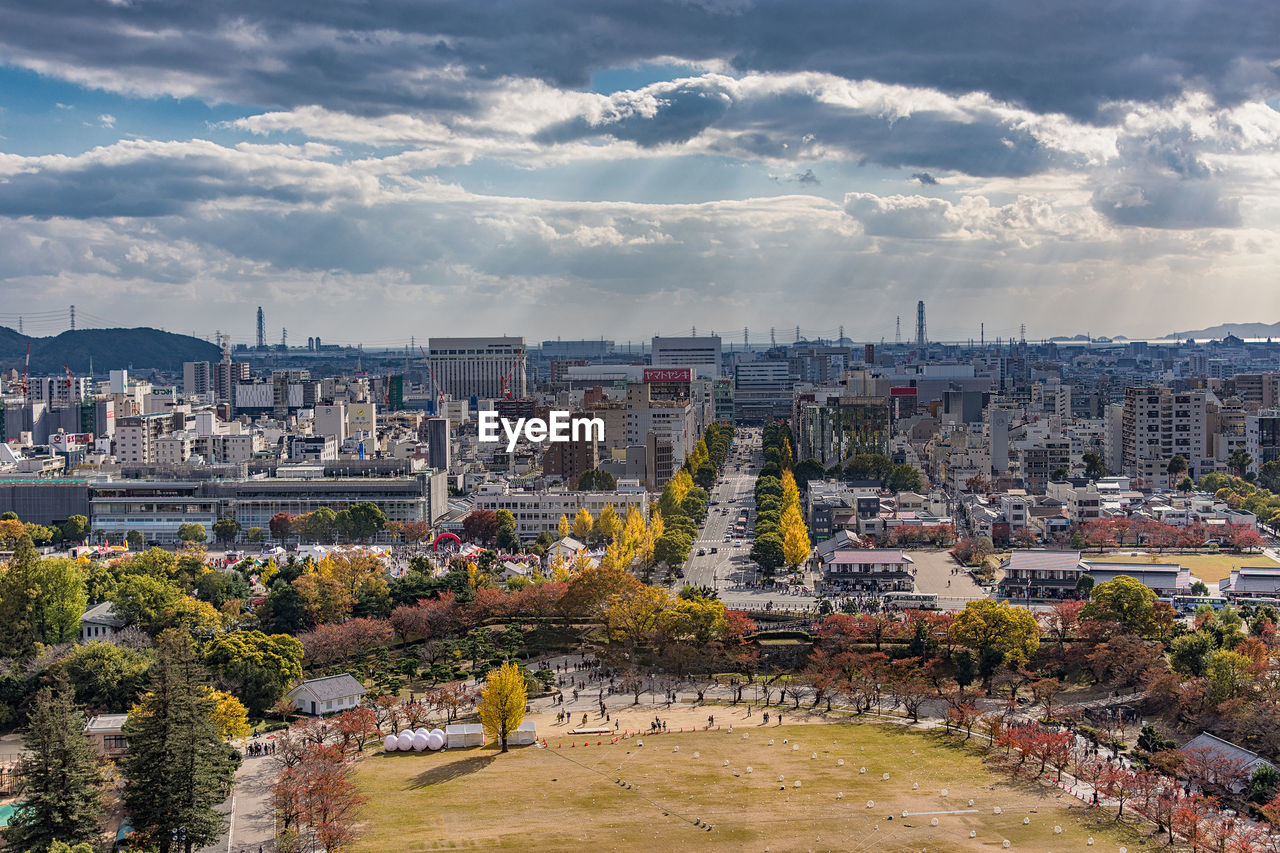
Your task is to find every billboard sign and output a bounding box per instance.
[643,367,694,383]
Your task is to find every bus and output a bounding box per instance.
[882,591,940,611]
[1171,595,1228,613]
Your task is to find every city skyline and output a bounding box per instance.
[0,1,1276,343]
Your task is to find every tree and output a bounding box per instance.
[3,677,105,853]
[347,502,388,541]
[949,600,1039,685]
[1082,575,1159,636]
[123,631,239,853]
[886,464,922,493]
[269,512,294,541]
[557,514,571,538]
[0,537,88,655]
[1082,452,1106,480]
[750,532,785,575]
[205,630,305,716]
[593,504,621,544]
[212,519,241,544]
[247,526,263,543]
[844,453,891,483]
[60,515,90,544]
[1177,476,1195,494]
[177,523,207,544]
[781,505,810,569]
[207,689,251,740]
[1167,454,1188,483]
[478,661,527,753]
[110,573,183,634]
[56,641,151,713]
[273,743,365,853]
[1040,600,1084,660]
[1190,579,1210,596]
[1228,449,1253,478]
[126,529,145,550]
[571,508,594,541]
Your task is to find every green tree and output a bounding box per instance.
[844,453,891,483]
[1082,452,1107,480]
[1189,579,1210,596]
[750,532,785,576]
[886,464,922,493]
[347,502,388,541]
[3,677,105,853]
[1081,575,1159,636]
[204,630,304,716]
[1249,764,1280,804]
[212,519,241,544]
[57,641,152,712]
[1228,449,1253,478]
[123,632,239,853]
[1177,476,1195,494]
[1169,632,1214,678]
[653,531,692,567]
[0,537,88,655]
[246,527,263,543]
[110,574,183,634]
[1075,573,1095,599]
[60,515,90,544]
[125,530,145,550]
[1166,454,1188,482]
[177,523,207,544]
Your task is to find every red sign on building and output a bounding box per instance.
[643,367,694,383]
[889,386,917,396]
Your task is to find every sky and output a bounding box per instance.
[0,0,1277,348]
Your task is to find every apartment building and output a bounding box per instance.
[1120,387,1209,487]
[471,482,649,539]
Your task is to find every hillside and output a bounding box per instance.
[1167,321,1280,340]
[0,327,221,374]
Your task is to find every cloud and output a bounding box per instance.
[0,1,1274,122]
[98,113,115,127]
[912,172,937,185]
[1091,180,1242,229]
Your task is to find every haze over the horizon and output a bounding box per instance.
[0,0,1276,347]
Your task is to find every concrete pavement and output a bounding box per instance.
[199,740,277,853]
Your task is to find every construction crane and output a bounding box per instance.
[419,347,445,410]
[18,343,30,401]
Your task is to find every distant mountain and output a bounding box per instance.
[1167,321,1280,340]
[0,327,221,375]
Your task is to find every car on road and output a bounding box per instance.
[697,548,706,556]
[710,547,718,554]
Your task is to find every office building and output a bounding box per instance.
[429,337,527,400]
[651,336,721,377]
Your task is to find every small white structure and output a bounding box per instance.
[512,719,538,746]
[287,673,367,716]
[445,723,484,749]
[79,602,125,642]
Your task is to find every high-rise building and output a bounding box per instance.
[915,300,927,348]
[183,361,212,398]
[428,337,527,400]
[427,417,450,471]
[651,336,721,377]
[1120,387,1209,487]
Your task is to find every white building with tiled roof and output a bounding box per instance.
[287,673,367,716]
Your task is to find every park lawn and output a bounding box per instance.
[350,722,1139,852]
[1089,552,1280,585]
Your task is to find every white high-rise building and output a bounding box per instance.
[428,337,527,400]
[651,336,721,378]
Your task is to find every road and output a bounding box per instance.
[680,427,762,593]
[199,741,277,853]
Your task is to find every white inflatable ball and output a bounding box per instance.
[1022,817,1030,825]
[673,746,679,753]
[836,792,843,799]
[912,783,919,790]
[793,780,801,788]
[968,799,974,806]
[882,773,890,780]
[1053,826,1062,834]
[412,731,429,751]
[811,752,817,759]
[1002,842,1010,849]
[866,801,875,809]
[901,810,908,818]
[430,728,445,739]
[993,806,1002,815]
[778,775,785,782]
[860,767,867,774]
[1086,839,1094,846]
[837,759,844,766]
[416,727,430,737]
[769,739,775,745]
[930,818,938,827]
[383,734,399,752]
[745,766,752,773]
[1119,848,1127,853]
[940,788,949,797]
[969,830,977,838]
[693,752,700,759]
[397,731,414,750]
[426,731,445,751]
[723,759,730,766]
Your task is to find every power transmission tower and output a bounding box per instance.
[281,327,287,349]
[70,304,76,331]
[770,327,776,347]
[795,325,800,343]
[743,327,749,350]
[895,316,901,345]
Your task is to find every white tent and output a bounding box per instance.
[445,723,484,749]
[512,719,537,745]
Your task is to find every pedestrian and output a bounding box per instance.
[763,711,769,724]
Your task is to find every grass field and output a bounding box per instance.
[351,721,1139,852]
[1089,551,1280,584]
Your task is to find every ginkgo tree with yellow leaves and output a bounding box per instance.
[478,661,527,753]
